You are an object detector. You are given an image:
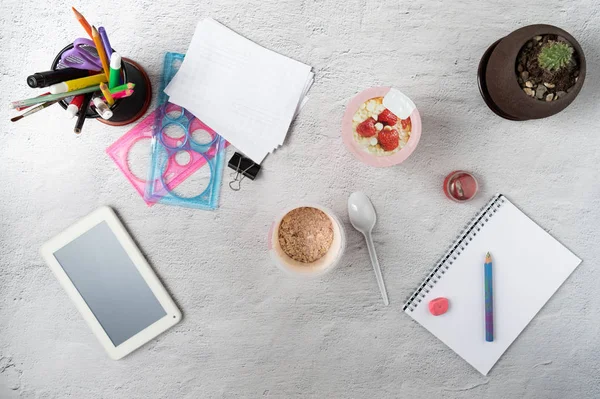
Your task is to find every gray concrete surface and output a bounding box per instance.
[2,0,600,398]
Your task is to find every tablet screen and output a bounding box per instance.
[53,221,167,346]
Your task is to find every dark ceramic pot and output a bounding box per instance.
[51,43,152,126]
[478,24,586,121]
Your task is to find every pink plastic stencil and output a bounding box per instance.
[106,103,228,206]
[106,109,155,204]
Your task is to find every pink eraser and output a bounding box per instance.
[429,297,449,316]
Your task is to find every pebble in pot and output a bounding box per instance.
[478,24,586,121]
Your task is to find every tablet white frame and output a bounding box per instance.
[40,206,181,360]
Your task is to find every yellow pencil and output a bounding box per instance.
[48,73,108,94]
[92,26,111,78]
[99,83,115,106]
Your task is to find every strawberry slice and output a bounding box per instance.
[401,117,412,130]
[377,109,398,126]
[356,117,377,137]
[378,128,399,151]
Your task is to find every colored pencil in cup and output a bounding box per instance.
[71,7,93,39]
[484,252,494,342]
[100,89,133,102]
[113,89,133,99]
[99,82,114,106]
[110,82,134,93]
[98,27,113,58]
[91,26,111,78]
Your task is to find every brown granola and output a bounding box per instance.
[278,207,334,263]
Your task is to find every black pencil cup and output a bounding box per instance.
[51,43,152,126]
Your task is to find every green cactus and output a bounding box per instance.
[538,41,574,72]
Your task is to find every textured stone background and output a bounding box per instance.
[2,0,600,398]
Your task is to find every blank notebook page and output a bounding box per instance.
[404,195,581,375]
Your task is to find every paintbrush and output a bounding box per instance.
[11,100,60,122]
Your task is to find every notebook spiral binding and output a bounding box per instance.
[403,194,506,312]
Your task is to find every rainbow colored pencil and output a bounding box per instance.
[484,252,494,342]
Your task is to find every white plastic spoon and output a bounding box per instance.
[347,192,389,305]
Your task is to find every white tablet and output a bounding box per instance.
[40,206,181,360]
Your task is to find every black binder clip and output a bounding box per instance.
[228,152,261,191]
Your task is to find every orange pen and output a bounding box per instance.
[71,7,93,39]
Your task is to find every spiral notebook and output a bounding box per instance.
[404,194,581,375]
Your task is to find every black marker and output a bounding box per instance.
[27,68,90,89]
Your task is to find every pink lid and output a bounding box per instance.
[342,87,421,167]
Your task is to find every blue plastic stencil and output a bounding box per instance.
[144,52,226,210]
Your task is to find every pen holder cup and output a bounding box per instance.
[51,43,152,126]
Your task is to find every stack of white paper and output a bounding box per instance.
[165,18,314,164]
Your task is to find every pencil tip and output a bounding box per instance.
[74,128,81,134]
[485,252,491,261]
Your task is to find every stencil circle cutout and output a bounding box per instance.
[126,137,151,182]
[160,122,188,150]
[164,104,184,120]
[175,150,192,166]
[189,118,217,146]
[159,151,214,199]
